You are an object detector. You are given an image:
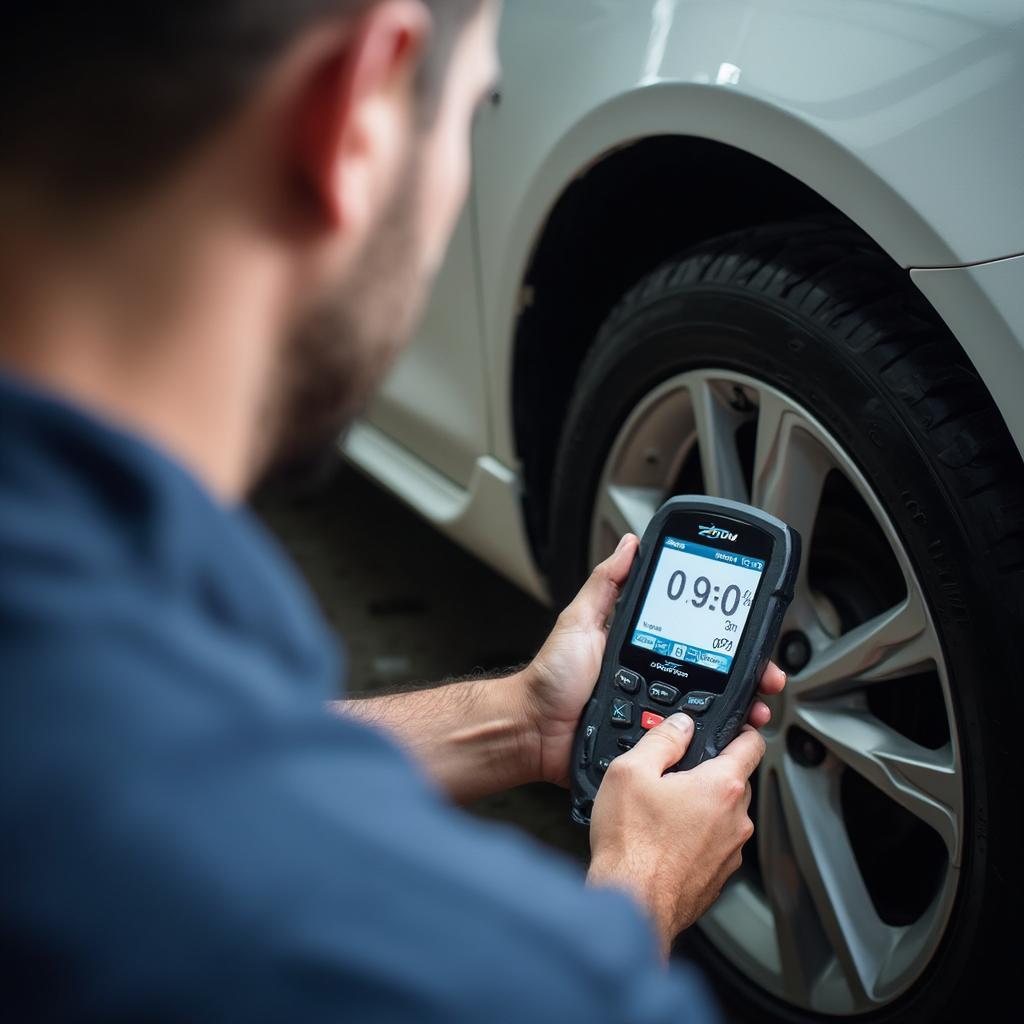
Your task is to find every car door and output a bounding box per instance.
[362,193,490,489]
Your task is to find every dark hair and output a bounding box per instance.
[0,1,482,206]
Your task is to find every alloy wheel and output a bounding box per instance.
[588,369,963,1016]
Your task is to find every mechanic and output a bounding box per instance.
[0,2,786,1021]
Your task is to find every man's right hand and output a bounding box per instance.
[586,713,766,957]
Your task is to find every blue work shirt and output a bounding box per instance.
[0,371,719,1023]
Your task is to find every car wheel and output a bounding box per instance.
[547,221,1023,1020]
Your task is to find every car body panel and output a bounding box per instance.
[473,0,1024,468]
[344,420,549,601]
[350,0,1024,593]
[362,198,489,489]
[912,252,1024,460]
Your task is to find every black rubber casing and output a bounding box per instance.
[570,496,801,826]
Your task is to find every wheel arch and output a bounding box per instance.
[502,88,1018,564]
[510,133,839,563]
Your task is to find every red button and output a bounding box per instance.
[641,711,664,730]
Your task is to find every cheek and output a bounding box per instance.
[420,118,472,270]
[440,116,472,220]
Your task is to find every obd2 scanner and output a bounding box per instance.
[570,496,801,825]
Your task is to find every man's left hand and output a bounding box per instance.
[521,534,787,788]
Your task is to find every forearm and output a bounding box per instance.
[586,858,675,961]
[334,671,542,803]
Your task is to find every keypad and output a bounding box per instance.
[683,691,716,713]
[610,698,634,728]
[648,681,680,706]
[641,710,664,730]
[614,667,642,694]
[580,722,598,766]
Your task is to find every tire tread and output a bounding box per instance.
[572,220,1024,608]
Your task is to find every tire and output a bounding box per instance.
[547,220,1024,1021]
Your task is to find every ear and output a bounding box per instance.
[290,0,431,236]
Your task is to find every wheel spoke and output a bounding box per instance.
[596,484,661,539]
[792,704,960,862]
[778,761,895,1007]
[757,768,826,1005]
[790,590,937,699]
[689,377,750,502]
[751,389,833,557]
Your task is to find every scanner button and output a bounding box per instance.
[683,691,716,713]
[641,710,664,730]
[596,756,613,773]
[610,699,634,728]
[614,668,642,694]
[580,723,598,767]
[616,737,635,752]
[648,681,680,706]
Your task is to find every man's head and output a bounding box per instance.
[0,1,499,491]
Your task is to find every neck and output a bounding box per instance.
[0,193,293,502]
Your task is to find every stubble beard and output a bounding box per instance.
[257,163,427,489]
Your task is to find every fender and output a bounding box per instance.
[472,0,1024,465]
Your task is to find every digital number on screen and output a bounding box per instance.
[630,537,765,673]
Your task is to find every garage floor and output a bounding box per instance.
[257,463,591,865]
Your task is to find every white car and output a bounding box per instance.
[345,3,1023,1020]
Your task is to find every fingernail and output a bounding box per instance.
[667,712,693,734]
[616,534,631,552]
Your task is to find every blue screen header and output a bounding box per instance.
[663,536,765,573]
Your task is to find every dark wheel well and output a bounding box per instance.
[512,135,855,566]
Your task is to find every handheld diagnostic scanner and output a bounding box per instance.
[570,496,801,825]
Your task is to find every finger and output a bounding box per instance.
[622,712,694,776]
[758,661,786,696]
[747,700,771,729]
[570,534,639,630]
[712,725,767,780]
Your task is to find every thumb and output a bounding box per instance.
[571,533,638,630]
[625,713,695,775]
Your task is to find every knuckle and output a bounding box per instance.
[720,775,747,804]
[739,816,755,843]
[555,607,580,632]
